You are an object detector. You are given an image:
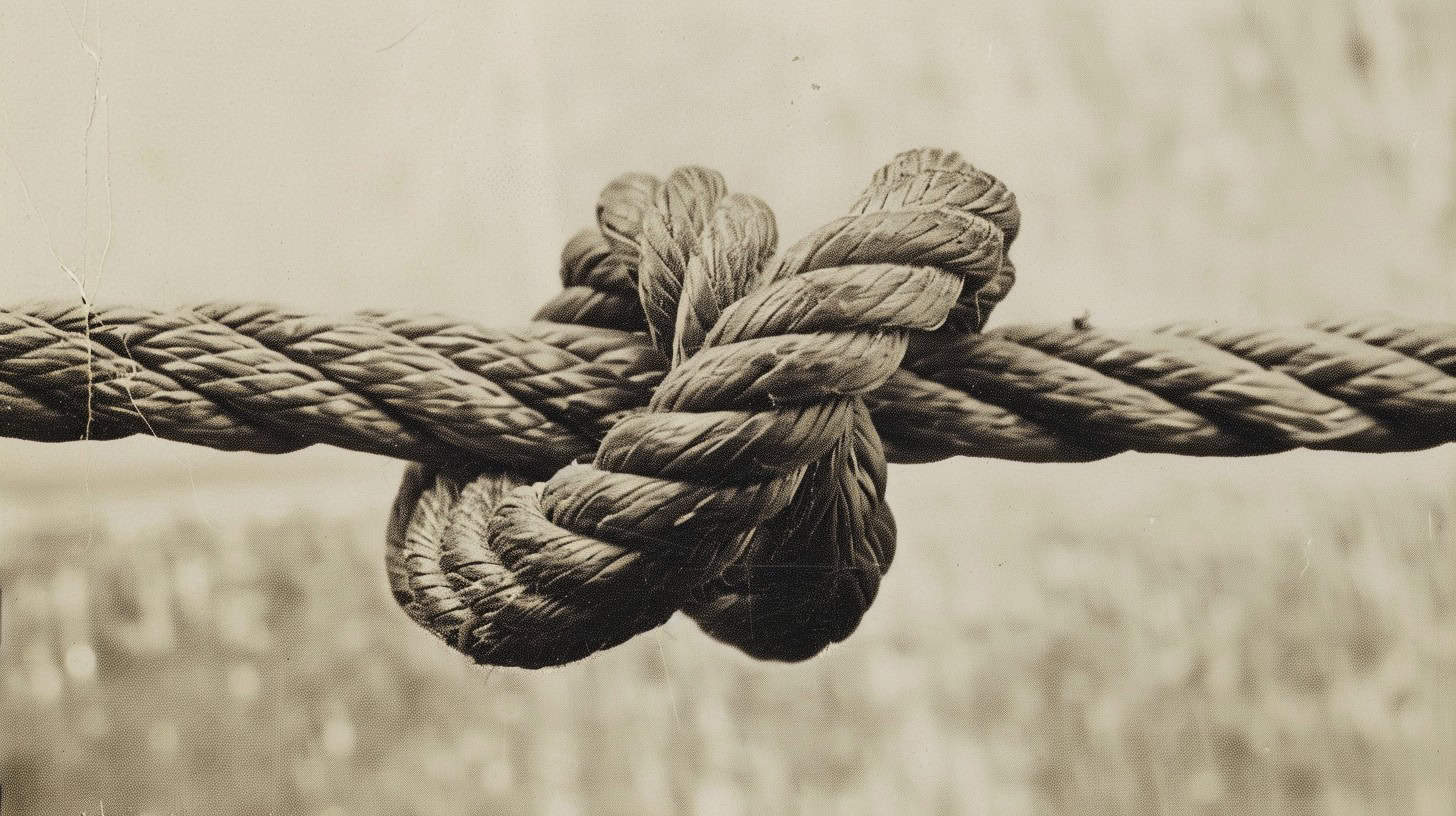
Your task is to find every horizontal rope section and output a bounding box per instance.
[0,302,659,478]
[3,304,1452,466]
[4,148,1452,669]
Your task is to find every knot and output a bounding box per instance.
[388,148,1020,667]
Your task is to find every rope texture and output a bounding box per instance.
[3,149,1452,667]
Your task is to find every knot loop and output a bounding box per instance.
[389,149,1021,666]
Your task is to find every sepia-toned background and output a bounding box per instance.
[2,1,1454,814]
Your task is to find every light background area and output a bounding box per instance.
[2,2,1454,815]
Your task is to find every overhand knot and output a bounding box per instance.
[388,149,1021,667]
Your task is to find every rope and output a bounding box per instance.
[3,148,1452,667]
[0,302,658,477]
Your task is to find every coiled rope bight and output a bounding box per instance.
[2,149,1452,667]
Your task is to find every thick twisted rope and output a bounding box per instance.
[7,306,1452,464]
[3,149,1453,667]
[5,306,1452,463]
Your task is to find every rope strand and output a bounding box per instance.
[6,305,1449,464]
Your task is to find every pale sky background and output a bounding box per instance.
[2,0,1453,533]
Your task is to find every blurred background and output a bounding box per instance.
[2,1,1454,814]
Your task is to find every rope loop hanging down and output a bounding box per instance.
[2,148,1453,667]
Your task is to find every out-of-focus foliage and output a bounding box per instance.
[2,459,1452,815]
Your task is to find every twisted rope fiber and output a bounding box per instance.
[1,150,1452,666]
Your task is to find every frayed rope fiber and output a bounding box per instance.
[3,149,1453,667]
